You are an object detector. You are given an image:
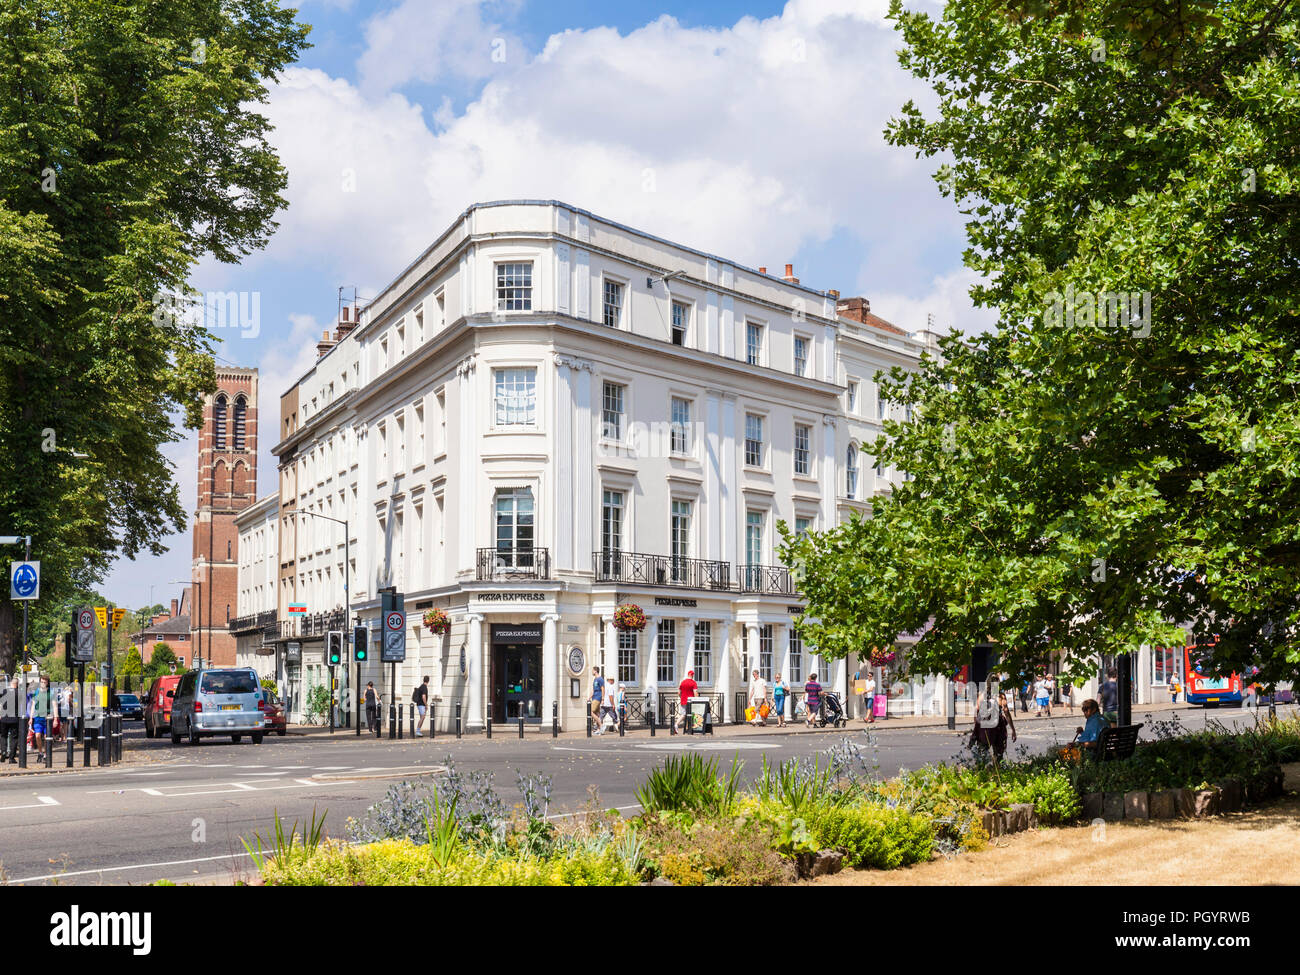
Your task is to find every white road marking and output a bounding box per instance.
[0,795,60,811]
[8,851,255,884]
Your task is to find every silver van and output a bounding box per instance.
[169,668,266,745]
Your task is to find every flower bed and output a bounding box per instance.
[247,716,1300,886]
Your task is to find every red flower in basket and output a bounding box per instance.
[869,647,897,666]
[614,603,647,631]
[422,608,450,635]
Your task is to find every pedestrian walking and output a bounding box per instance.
[970,687,1015,761]
[616,682,628,728]
[861,670,877,723]
[1034,675,1051,717]
[590,667,605,735]
[1060,681,1074,715]
[29,674,53,765]
[644,680,658,727]
[1099,668,1119,725]
[675,669,698,732]
[0,677,19,763]
[804,672,822,728]
[772,673,789,727]
[1169,679,1180,704]
[413,675,430,736]
[748,669,768,726]
[364,681,381,733]
[599,677,617,732]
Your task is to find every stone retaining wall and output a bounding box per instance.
[1079,766,1285,823]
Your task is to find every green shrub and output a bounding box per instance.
[263,838,638,886]
[635,754,743,817]
[806,802,933,869]
[1005,770,1081,824]
[640,812,796,886]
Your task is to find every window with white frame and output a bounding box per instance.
[494,487,534,563]
[794,335,809,377]
[670,500,692,581]
[759,624,774,680]
[693,622,711,683]
[601,382,625,441]
[671,301,689,346]
[789,628,803,683]
[746,510,764,566]
[657,620,676,684]
[746,322,764,365]
[794,423,812,476]
[435,389,446,453]
[496,262,533,311]
[494,368,537,426]
[794,516,812,538]
[602,279,624,328]
[601,490,624,561]
[744,413,764,467]
[670,397,692,454]
[846,443,860,499]
[618,629,638,684]
[847,381,859,414]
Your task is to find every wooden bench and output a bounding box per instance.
[1092,722,1143,762]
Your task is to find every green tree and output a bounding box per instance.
[784,0,1300,685]
[0,1,311,673]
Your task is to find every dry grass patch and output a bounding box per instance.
[808,764,1300,887]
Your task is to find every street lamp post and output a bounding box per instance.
[287,510,350,729]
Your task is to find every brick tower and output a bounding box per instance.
[192,367,259,667]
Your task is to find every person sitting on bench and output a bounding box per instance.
[1072,699,1108,753]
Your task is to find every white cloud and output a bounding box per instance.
[252,0,970,318]
[869,266,1000,338]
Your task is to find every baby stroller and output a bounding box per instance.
[816,691,846,728]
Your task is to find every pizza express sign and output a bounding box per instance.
[491,624,543,645]
[477,592,547,602]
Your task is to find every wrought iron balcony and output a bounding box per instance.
[276,608,347,640]
[592,550,733,591]
[228,609,278,634]
[739,563,796,595]
[477,546,551,581]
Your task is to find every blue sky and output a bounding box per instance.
[105,0,990,612]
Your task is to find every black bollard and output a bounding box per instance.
[389,703,396,740]
[396,703,403,740]
[409,705,415,738]
[586,707,592,737]
[518,714,524,739]
[45,734,54,768]
[98,728,108,766]
[618,709,625,737]
[552,700,558,738]
[649,709,656,737]
[17,717,27,769]
[455,702,462,739]
[83,734,91,767]
[66,733,74,768]
[669,703,676,736]
[486,716,492,739]
[430,702,436,740]
[113,714,123,762]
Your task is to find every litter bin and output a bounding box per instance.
[686,696,713,735]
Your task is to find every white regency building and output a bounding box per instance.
[239,200,947,729]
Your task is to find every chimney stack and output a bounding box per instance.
[170,598,178,618]
[828,289,840,299]
[837,296,871,322]
[334,303,358,342]
[758,266,767,275]
[783,263,799,284]
[317,329,335,358]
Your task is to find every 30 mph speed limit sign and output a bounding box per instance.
[381,610,406,663]
[73,606,96,663]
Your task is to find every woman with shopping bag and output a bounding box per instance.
[748,669,768,726]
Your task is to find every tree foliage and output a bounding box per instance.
[0,1,310,671]
[783,0,1300,684]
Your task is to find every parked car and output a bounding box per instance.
[169,667,266,745]
[143,675,182,739]
[115,693,143,721]
[259,688,287,736]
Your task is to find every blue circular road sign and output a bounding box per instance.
[12,563,38,598]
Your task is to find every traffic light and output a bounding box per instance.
[352,625,368,663]
[326,630,344,667]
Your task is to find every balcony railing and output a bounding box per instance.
[477,547,551,581]
[228,609,278,634]
[277,608,348,640]
[593,551,732,591]
[739,563,796,595]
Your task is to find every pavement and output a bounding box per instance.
[0,698,1244,777]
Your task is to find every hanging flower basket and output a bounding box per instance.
[614,603,647,631]
[868,647,897,666]
[422,608,450,635]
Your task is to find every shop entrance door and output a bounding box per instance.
[493,644,542,722]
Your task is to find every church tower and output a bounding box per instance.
[192,367,259,667]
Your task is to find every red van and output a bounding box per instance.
[143,675,182,738]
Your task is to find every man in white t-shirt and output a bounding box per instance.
[1034,676,1052,717]
[862,672,877,724]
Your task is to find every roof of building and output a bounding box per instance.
[131,614,191,641]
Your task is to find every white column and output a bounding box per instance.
[574,365,594,562]
[456,357,478,575]
[644,617,659,692]
[716,620,732,722]
[721,395,738,567]
[705,391,723,562]
[821,416,837,526]
[466,613,484,730]
[745,622,760,694]
[777,623,791,684]
[1138,644,1152,705]
[603,616,616,678]
[554,358,574,570]
[542,613,560,727]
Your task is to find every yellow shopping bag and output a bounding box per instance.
[745,706,756,722]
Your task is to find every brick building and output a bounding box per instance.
[192,367,259,667]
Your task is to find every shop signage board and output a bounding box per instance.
[490,623,543,645]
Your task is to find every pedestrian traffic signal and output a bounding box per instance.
[326,630,344,666]
[352,625,368,663]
